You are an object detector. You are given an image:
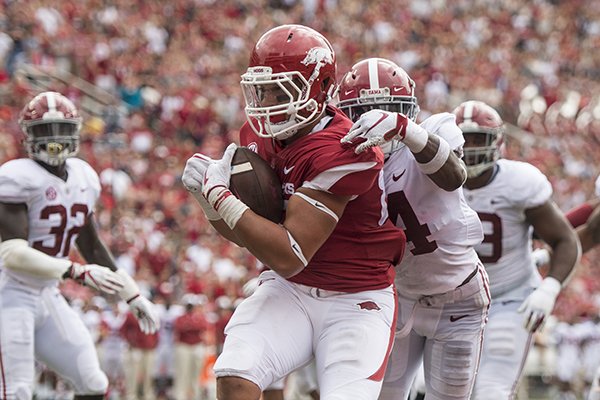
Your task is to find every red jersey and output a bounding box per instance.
[238,106,405,292]
[119,312,159,349]
[173,311,207,345]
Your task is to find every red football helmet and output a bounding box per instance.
[337,58,419,123]
[337,58,419,156]
[452,100,504,178]
[19,91,82,166]
[240,24,336,140]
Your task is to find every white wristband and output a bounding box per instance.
[205,186,250,229]
[401,119,428,153]
[417,137,451,175]
[191,191,222,221]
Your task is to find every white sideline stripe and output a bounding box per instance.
[231,162,253,175]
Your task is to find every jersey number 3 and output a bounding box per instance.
[388,191,438,255]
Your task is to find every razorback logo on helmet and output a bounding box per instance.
[301,47,334,68]
[302,47,334,83]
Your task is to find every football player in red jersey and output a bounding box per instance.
[182,25,406,400]
[0,92,159,399]
[338,58,490,400]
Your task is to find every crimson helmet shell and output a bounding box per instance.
[452,100,504,178]
[19,92,82,166]
[241,24,336,140]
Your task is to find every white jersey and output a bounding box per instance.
[596,174,600,196]
[0,157,101,287]
[463,159,552,297]
[385,113,483,296]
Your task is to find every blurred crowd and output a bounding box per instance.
[1,0,600,398]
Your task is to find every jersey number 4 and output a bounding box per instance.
[33,204,89,257]
[388,191,438,255]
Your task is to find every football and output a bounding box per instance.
[230,147,284,224]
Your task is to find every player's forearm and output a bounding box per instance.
[411,134,464,191]
[78,239,117,271]
[420,147,466,191]
[547,233,581,284]
[209,219,245,247]
[76,216,117,271]
[234,212,307,278]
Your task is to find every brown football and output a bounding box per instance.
[230,147,284,224]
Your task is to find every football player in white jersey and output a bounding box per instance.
[339,58,490,400]
[452,100,581,399]
[0,92,159,400]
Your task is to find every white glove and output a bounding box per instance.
[532,248,551,268]
[202,143,249,229]
[182,153,212,193]
[518,277,562,332]
[182,153,221,220]
[341,110,411,154]
[115,269,159,334]
[128,295,160,335]
[202,143,237,199]
[67,263,124,295]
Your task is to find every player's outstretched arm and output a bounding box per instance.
[76,213,118,270]
[411,135,467,191]
[77,215,160,334]
[518,200,581,332]
[341,110,466,191]
[528,200,581,282]
[0,202,124,294]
